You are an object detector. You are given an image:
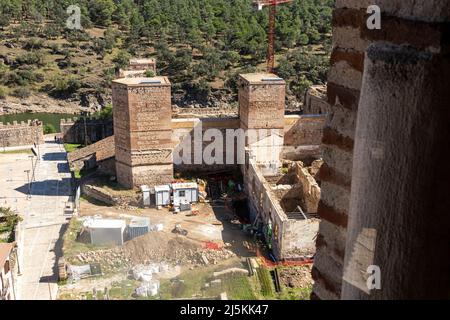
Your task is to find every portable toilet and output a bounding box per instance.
[155,185,171,207]
[140,185,151,207]
[171,182,199,207]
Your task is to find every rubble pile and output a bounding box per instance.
[74,232,237,272]
[75,249,132,273]
[279,265,313,290]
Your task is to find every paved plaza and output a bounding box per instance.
[0,139,72,299]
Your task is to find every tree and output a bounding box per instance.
[94,103,113,120]
[89,0,116,27]
[0,207,21,242]
[290,75,313,99]
[0,14,9,30]
[277,58,295,80]
[112,50,131,69]
[50,76,81,96]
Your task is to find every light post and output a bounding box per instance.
[24,170,31,199]
[34,130,41,160]
[29,155,35,176]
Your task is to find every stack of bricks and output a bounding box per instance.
[238,73,286,171]
[313,0,450,299]
[112,77,173,189]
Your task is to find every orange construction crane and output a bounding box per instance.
[254,0,293,73]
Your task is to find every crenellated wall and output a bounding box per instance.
[60,117,113,144]
[0,120,44,148]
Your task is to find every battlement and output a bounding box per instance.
[60,117,113,145]
[0,119,44,148]
[0,119,43,128]
[60,116,115,125]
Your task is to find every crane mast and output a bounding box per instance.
[254,0,293,73]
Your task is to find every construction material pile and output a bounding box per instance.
[74,232,236,273]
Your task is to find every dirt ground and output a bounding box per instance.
[58,197,314,300]
[78,199,253,256]
[279,264,313,290]
[58,198,257,299]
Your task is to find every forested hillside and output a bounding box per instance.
[0,0,333,109]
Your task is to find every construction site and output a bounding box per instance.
[2,0,447,303]
[56,49,326,299]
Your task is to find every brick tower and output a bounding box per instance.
[238,73,285,172]
[112,77,173,189]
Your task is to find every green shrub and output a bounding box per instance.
[49,43,61,54]
[0,86,7,99]
[43,123,57,134]
[15,51,45,66]
[50,76,81,95]
[144,70,155,77]
[12,87,31,99]
[0,207,22,242]
[93,103,113,120]
[22,38,44,50]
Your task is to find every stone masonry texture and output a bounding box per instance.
[0,120,44,148]
[112,77,173,188]
[312,0,450,299]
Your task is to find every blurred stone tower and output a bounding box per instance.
[112,77,173,189]
[238,73,286,174]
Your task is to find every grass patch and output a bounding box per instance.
[74,167,97,180]
[158,259,255,300]
[64,143,82,153]
[256,266,275,298]
[277,285,312,300]
[62,218,107,263]
[205,273,256,300]
[108,279,139,300]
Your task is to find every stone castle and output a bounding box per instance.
[110,69,324,189]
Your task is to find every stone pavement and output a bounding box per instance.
[0,139,72,300]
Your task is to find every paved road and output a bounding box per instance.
[0,139,72,300]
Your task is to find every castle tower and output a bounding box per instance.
[112,77,173,189]
[238,73,286,173]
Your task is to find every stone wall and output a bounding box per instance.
[81,182,140,207]
[244,159,320,260]
[0,120,44,148]
[304,85,329,115]
[173,106,238,119]
[67,135,115,174]
[171,115,324,172]
[172,117,241,173]
[293,162,322,214]
[312,0,450,300]
[283,115,325,162]
[60,117,113,144]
